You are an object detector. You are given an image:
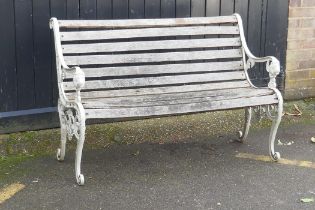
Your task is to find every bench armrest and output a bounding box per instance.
[234,13,280,89]
[50,17,85,104]
[247,56,280,89]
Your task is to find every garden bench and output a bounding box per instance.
[50,14,283,185]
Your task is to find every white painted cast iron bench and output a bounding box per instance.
[50,14,283,185]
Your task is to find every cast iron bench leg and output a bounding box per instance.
[238,107,252,142]
[75,123,85,185]
[269,90,283,161]
[75,104,86,186]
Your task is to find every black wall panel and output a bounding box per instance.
[0,0,18,112]
[0,0,288,133]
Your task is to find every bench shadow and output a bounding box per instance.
[65,138,246,185]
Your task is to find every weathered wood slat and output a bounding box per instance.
[64,61,243,78]
[66,81,250,99]
[82,88,274,108]
[60,26,240,41]
[62,37,241,54]
[58,16,237,29]
[64,49,242,65]
[63,71,246,90]
[85,94,278,119]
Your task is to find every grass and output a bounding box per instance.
[0,154,34,183]
[0,98,313,182]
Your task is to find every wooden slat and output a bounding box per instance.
[82,88,274,108]
[58,16,237,29]
[63,71,246,90]
[60,26,240,41]
[66,80,250,99]
[65,61,243,78]
[85,94,278,119]
[62,37,241,54]
[64,49,242,65]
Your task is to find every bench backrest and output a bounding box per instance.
[55,15,250,97]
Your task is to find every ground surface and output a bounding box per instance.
[0,123,315,209]
[0,100,314,209]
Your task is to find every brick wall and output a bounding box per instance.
[285,0,315,99]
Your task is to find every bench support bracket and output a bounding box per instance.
[57,101,86,185]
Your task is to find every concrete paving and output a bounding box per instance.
[1,123,315,210]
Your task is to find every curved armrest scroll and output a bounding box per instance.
[50,18,85,103]
[233,13,281,89]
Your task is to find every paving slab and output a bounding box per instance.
[1,122,315,210]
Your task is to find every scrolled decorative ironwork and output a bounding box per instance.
[64,108,81,140]
[246,58,255,70]
[253,104,278,121]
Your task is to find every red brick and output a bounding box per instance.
[290,0,301,7]
[302,0,315,7]
[287,28,314,39]
[285,78,315,89]
[286,60,300,70]
[286,69,310,80]
[288,18,300,28]
[299,60,315,69]
[282,2,315,99]
[284,87,315,99]
[286,50,313,61]
[287,40,315,50]
[310,69,315,78]
[290,8,315,17]
[300,18,315,27]
[305,39,315,48]
[287,40,301,50]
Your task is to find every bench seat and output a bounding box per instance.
[81,87,277,119]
